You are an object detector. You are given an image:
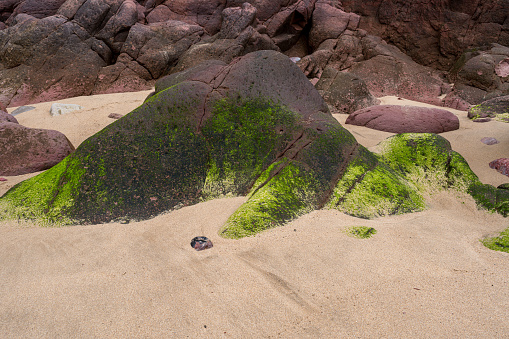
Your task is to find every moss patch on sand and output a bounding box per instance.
[345,226,377,239]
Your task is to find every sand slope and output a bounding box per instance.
[1,92,508,338]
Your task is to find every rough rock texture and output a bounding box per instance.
[468,95,509,121]
[340,0,509,71]
[448,44,509,105]
[315,67,379,114]
[1,51,504,236]
[345,105,460,134]
[0,122,75,175]
[297,18,450,105]
[1,0,507,108]
[0,110,18,123]
[490,158,509,177]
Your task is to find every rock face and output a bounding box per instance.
[340,0,509,71]
[1,51,505,235]
[345,105,460,134]
[315,67,379,114]
[447,44,509,105]
[0,121,75,176]
[1,0,507,109]
[468,95,509,121]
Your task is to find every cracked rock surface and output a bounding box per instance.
[2,51,505,235]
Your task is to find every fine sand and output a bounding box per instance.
[1,92,508,338]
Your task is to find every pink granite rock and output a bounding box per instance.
[0,122,74,175]
[490,158,509,177]
[345,105,460,134]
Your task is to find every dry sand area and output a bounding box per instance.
[1,92,508,337]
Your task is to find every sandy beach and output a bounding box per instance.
[1,91,508,338]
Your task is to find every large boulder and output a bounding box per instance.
[448,44,509,106]
[2,51,503,235]
[0,122,74,176]
[315,67,379,114]
[345,105,460,134]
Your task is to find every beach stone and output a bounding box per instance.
[473,118,492,123]
[481,137,499,145]
[50,103,83,116]
[108,113,123,119]
[0,177,6,181]
[10,105,35,116]
[190,236,213,251]
[0,110,18,123]
[345,105,460,134]
[315,67,379,114]
[0,122,74,175]
[489,158,509,177]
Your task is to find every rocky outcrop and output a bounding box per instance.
[340,0,509,71]
[315,67,379,114]
[468,95,509,121]
[0,121,74,176]
[0,0,507,109]
[447,44,509,105]
[345,105,460,134]
[2,51,503,235]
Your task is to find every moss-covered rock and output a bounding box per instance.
[1,51,506,237]
[482,227,509,253]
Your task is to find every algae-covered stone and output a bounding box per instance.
[1,51,506,236]
[482,227,509,253]
[468,95,509,122]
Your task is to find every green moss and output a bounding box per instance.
[201,98,303,199]
[468,183,509,217]
[345,226,377,239]
[482,227,509,253]
[0,155,85,225]
[219,160,325,238]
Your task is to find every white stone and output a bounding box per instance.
[50,103,83,116]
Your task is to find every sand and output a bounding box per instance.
[1,92,508,338]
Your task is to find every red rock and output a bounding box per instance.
[0,110,18,123]
[490,158,509,177]
[345,105,460,134]
[0,122,74,176]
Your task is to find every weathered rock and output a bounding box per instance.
[346,105,460,134]
[0,122,74,176]
[340,0,509,71]
[0,16,107,106]
[218,2,257,39]
[2,51,501,235]
[0,110,18,123]
[490,158,509,177]
[468,95,509,121]
[449,44,509,105]
[315,67,379,114]
[50,103,83,116]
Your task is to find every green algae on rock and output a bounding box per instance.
[482,227,509,253]
[1,51,507,237]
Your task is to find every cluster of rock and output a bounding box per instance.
[1,51,506,236]
[0,0,507,109]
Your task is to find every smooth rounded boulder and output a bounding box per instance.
[0,122,75,175]
[345,105,460,134]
